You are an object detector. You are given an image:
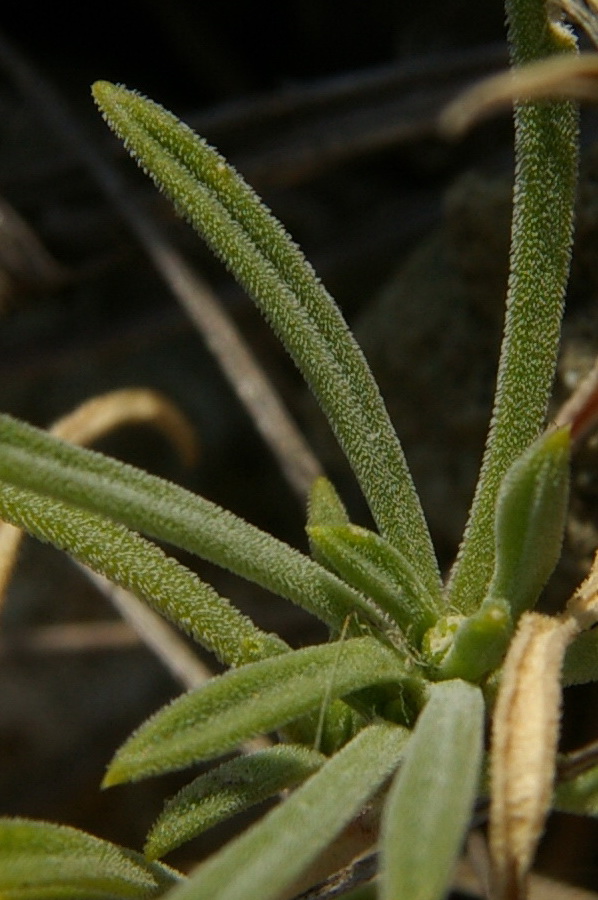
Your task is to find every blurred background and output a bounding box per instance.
[0,0,596,894]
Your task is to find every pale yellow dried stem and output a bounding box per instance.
[0,388,199,613]
[441,53,598,137]
[49,387,199,466]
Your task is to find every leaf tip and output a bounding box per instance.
[101,764,126,789]
[91,79,117,106]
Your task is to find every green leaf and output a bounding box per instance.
[447,5,578,614]
[0,414,387,636]
[103,636,408,785]
[158,723,409,900]
[380,680,484,900]
[0,818,180,899]
[307,524,439,647]
[554,764,598,817]
[0,481,286,668]
[91,80,442,602]
[562,627,598,686]
[486,427,570,620]
[144,745,325,859]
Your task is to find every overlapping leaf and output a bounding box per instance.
[308,524,440,646]
[159,723,409,900]
[144,745,326,859]
[0,481,286,667]
[104,636,411,784]
[0,415,387,636]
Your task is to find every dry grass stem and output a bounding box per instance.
[441,53,598,137]
[51,388,199,467]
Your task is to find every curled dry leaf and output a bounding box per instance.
[441,52,598,137]
[489,611,578,900]
[0,388,199,609]
[50,387,199,467]
[489,548,598,900]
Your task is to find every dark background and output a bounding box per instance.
[0,1,596,895]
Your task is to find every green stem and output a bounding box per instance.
[448,0,578,613]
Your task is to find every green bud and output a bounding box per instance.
[307,477,350,568]
[488,426,571,621]
[423,600,512,682]
[307,476,350,527]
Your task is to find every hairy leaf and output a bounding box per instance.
[447,3,578,613]
[104,636,409,784]
[144,745,325,859]
[380,680,484,900]
[0,818,180,899]
[160,723,409,900]
[91,80,442,601]
[0,415,387,635]
[0,481,286,667]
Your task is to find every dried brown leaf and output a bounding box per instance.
[489,612,579,900]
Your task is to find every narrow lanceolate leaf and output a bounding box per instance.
[308,524,439,647]
[0,818,181,899]
[0,414,388,635]
[161,723,409,900]
[144,745,326,859]
[91,80,442,602]
[104,636,406,785]
[0,481,286,668]
[380,680,484,900]
[447,3,578,613]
